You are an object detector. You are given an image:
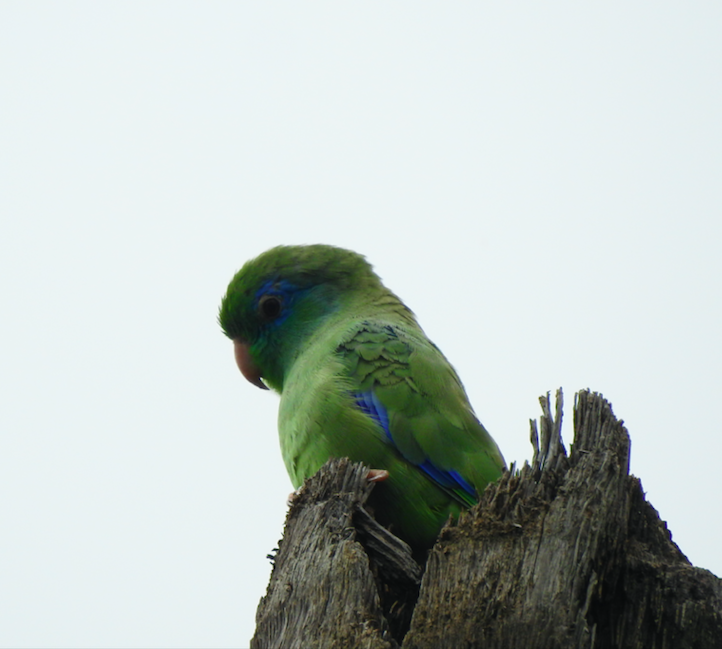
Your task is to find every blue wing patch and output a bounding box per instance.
[355,391,392,442]
[354,390,477,504]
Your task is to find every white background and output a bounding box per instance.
[1,4,720,647]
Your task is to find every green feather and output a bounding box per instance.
[219,244,505,552]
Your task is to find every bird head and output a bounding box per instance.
[218,244,393,392]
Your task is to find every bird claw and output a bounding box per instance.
[287,470,387,505]
[287,488,302,506]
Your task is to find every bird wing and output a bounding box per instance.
[337,319,505,507]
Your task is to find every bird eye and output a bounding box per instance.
[259,295,283,320]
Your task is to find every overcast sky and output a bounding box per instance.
[1,3,721,648]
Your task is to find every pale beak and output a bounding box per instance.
[233,340,269,390]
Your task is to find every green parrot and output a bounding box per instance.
[219,244,505,552]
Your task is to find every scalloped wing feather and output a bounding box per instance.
[338,319,505,508]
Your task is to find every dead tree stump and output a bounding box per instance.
[250,390,722,649]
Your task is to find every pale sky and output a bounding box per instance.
[1,3,721,648]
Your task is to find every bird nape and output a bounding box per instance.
[219,244,505,554]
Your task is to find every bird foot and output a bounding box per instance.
[286,469,388,506]
[286,488,302,506]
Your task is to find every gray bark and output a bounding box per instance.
[251,390,722,649]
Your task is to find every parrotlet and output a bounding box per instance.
[219,244,505,551]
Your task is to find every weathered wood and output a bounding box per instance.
[251,458,421,649]
[404,389,722,649]
[251,390,722,648]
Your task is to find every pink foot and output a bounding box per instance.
[287,488,302,506]
[287,469,388,505]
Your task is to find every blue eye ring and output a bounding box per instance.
[258,294,283,320]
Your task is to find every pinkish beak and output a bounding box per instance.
[233,340,269,390]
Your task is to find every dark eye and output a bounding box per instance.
[259,295,283,320]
